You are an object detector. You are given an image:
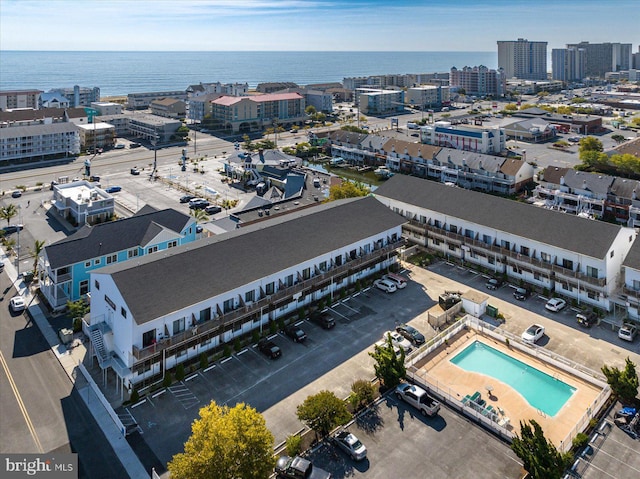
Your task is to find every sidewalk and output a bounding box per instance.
[1,247,148,479]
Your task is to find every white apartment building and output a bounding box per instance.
[420,122,506,154]
[498,39,548,80]
[356,88,405,115]
[374,175,636,311]
[405,85,451,109]
[0,89,43,110]
[85,197,405,387]
[0,122,80,165]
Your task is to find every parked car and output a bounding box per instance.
[275,455,331,479]
[130,167,141,175]
[310,311,335,329]
[576,311,597,328]
[189,199,210,209]
[257,338,281,359]
[104,186,122,193]
[195,225,203,234]
[485,278,503,290]
[618,323,638,342]
[374,278,397,293]
[521,324,545,344]
[0,261,4,272]
[284,323,307,342]
[545,297,566,312]
[513,287,529,301]
[179,195,196,203]
[2,224,24,234]
[383,273,407,289]
[11,190,22,198]
[129,142,141,148]
[89,175,101,182]
[9,296,26,313]
[330,430,367,461]
[395,323,425,346]
[394,382,441,417]
[383,330,413,354]
[204,205,222,215]
[374,339,403,359]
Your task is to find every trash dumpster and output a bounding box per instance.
[486,305,499,318]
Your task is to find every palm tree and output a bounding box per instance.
[32,239,45,276]
[0,204,18,226]
[191,208,208,223]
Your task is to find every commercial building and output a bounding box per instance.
[210,92,306,133]
[375,175,636,311]
[502,117,556,143]
[343,73,450,90]
[127,91,187,110]
[39,206,195,311]
[84,196,405,387]
[91,102,123,116]
[128,114,182,144]
[49,86,101,108]
[420,122,506,154]
[150,98,187,119]
[450,66,506,97]
[186,93,224,123]
[497,39,548,80]
[50,180,115,229]
[0,89,43,110]
[505,79,564,94]
[405,85,451,109]
[0,122,80,166]
[76,122,116,150]
[355,88,405,115]
[566,42,633,78]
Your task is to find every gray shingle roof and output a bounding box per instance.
[374,175,624,259]
[45,208,192,270]
[101,196,406,325]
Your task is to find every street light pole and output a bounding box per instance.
[16,205,22,277]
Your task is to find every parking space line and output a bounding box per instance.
[352,292,361,298]
[363,286,371,292]
[152,389,166,398]
[221,356,233,364]
[236,348,248,356]
[185,373,198,382]
[328,307,350,321]
[267,334,279,340]
[131,399,146,409]
[339,302,359,313]
[169,383,200,410]
[203,364,216,373]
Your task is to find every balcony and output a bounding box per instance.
[131,239,405,361]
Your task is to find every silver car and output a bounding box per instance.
[331,430,367,461]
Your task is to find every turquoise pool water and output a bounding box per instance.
[450,341,576,416]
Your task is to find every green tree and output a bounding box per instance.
[191,208,209,223]
[0,204,18,226]
[305,105,317,116]
[611,134,626,144]
[175,124,190,141]
[328,180,369,201]
[349,379,376,411]
[31,239,45,276]
[67,299,89,319]
[578,136,603,154]
[369,333,406,388]
[511,420,572,479]
[242,134,253,151]
[610,153,640,176]
[519,103,536,110]
[504,103,518,111]
[601,357,639,403]
[557,105,574,115]
[168,401,275,479]
[296,390,351,438]
[571,97,587,104]
[578,150,609,169]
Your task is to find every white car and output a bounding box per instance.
[545,298,567,312]
[374,278,397,293]
[331,430,367,461]
[521,324,545,344]
[383,273,407,289]
[618,324,638,342]
[9,296,26,313]
[383,330,413,354]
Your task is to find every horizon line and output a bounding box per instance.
[1,49,496,53]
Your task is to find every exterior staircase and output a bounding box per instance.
[90,327,109,367]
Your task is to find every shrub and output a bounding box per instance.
[233,338,242,352]
[269,321,277,335]
[285,435,302,457]
[350,379,376,411]
[572,432,589,449]
[163,371,173,388]
[175,363,185,381]
[199,353,208,369]
[130,389,140,403]
[298,308,305,320]
[252,330,260,343]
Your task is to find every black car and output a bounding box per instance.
[396,323,425,346]
[11,190,22,198]
[284,323,307,342]
[179,195,196,203]
[513,287,529,300]
[485,278,503,290]
[310,311,335,329]
[189,200,210,209]
[257,338,281,359]
[576,311,597,328]
[2,224,24,234]
[204,205,222,215]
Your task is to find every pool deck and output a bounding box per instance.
[415,330,603,448]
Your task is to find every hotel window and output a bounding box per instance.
[319,261,327,272]
[128,249,138,259]
[587,291,597,300]
[94,280,100,290]
[540,252,551,263]
[85,261,91,268]
[94,259,101,265]
[302,267,311,280]
[534,272,541,281]
[265,282,275,295]
[448,244,456,251]
[449,225,457,234]
[79,280,89,296]
[168,240,178,248]
[482,234,492,245]
[173,317,185,335]
[199,308,211,323]
[285,274,294,287]
[245,290,255,303]
[106,254,117,264]
[223,298,235,313]
[500,240,510,250]
[147,246,158,254]
[586,266,598,278]
[488,256,495,265]
[633,280,640,291]
[562,259,574,270]
[520,246,530,256]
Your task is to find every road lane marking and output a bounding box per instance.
[0,350,44,453]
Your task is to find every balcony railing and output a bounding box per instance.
[132,239,405,361]
[406,221,606,287]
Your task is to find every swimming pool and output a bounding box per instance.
[450,341,576,416]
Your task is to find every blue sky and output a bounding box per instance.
[1,0,638,51]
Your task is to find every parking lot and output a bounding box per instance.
[118,279,437,468]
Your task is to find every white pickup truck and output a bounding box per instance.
[395,383,441,417]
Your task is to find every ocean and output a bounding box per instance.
[0,51,496,97]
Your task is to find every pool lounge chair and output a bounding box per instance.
[482,405,494,417]
[470,391,481,403]
[462,395,472,405]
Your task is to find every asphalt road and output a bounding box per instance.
[0,272,128,478]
